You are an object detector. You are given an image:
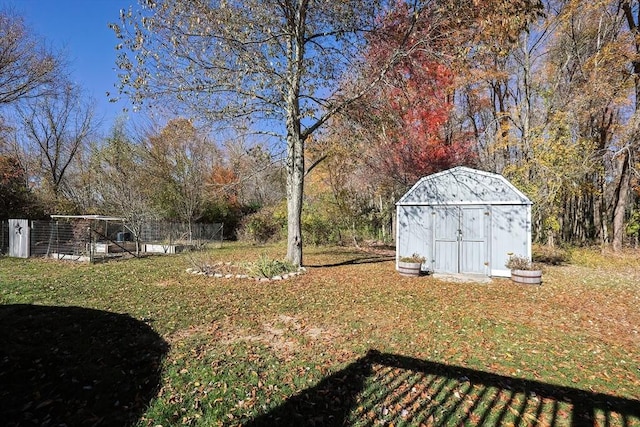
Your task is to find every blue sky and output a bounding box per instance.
[2,0,136,134]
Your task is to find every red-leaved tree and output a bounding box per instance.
[360,1,476,187]
[0,155,38,220]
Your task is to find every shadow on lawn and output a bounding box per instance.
[0,304,168,426]
[306,255,395,268]
[246,350,640,426]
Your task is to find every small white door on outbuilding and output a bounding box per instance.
[396,167,532,277]
[9,219,30,258]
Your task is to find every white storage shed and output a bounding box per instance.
[396,166,532,277]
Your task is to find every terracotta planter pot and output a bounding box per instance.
[511,269,542,285]
[397,261,422,277]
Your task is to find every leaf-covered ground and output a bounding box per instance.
[0,244,638,426]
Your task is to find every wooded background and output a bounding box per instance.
[1,0,639,253]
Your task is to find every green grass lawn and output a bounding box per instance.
[1,243,639,426]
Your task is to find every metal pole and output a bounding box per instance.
[88,223,93,263]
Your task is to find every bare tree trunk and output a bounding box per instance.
[612,150,630,251]
[285,2,305,267]
[594,173,607,246]
[286,133,304,266]
[615,0,640,251]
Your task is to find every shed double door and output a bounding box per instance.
[433,206,488,275]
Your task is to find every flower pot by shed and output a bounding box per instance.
[511,269,542,285]
[397,261,422,277]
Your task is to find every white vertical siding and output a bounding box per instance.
[490,205,531,277]
[396,206,432,270]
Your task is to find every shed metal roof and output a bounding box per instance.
[396,166,532,206]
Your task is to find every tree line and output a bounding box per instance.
[309,0,640,252]
[2,1,640,263]
[0,8,284,240]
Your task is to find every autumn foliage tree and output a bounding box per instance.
[0,154,38,220]
[326,0,485,194]
[492,0,640,248]
[363,47,472,184]
[0,9,60,107]
[107,0,640,251]
[336,0,544,187]
[114,0,513,265]
[144,118,216,233]
[203,141,286,239]
[302,0,545,242]
[113,0,399,265]
[91,120,156,252]
[360,2,478,187]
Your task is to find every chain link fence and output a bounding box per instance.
[139,221,224,252]
[1,218,223,262]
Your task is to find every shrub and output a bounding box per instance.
[247,253,297,278]
[189,253,297,279]
[532,244,569,265]
[200,200,246,240]
[239,208,284,244]
[302,213,337,246]
[505,254,542,271]
[399,253,425,263]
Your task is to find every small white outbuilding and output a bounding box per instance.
[396,166,532,277]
